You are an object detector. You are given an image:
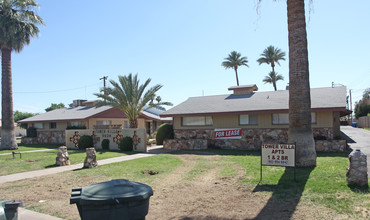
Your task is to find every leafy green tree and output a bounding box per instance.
[262,71,284,90]
[354,88,370,119]
[95,73,172,128]
[13,110,36,122]
[221,51,249,86]
[45,103,66,112]
[258,0,316,166]
[0,0,44,150]
[257,45,286,91]
[14,110,36,129]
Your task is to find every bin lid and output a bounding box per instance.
[79,179,153,205]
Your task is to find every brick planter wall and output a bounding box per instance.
[21,130,65,145]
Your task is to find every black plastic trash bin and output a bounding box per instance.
[0,200,23,220]
[70,179,153,220]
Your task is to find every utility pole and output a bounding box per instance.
[100,76,108,102]
[100,76,108,94]
[100,76,108,91]
[350,89,353,124]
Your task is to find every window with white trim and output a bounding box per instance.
[240,114,258,125]
[96,120,111,126]
[272,113,317,125]
[311,112,316,124]
[67,121,85,127]
[50,122,57,129]
[33,122,43,129]
[182,116,213,126]
[124,121,130,128]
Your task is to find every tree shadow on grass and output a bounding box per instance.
[251,166,315,220]
[348,184,369,193]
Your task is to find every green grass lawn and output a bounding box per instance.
[208,150,369,216]
[0,144,60,153]
[0,147,368,218]
[72,150,370,217]
[0,147,135,176]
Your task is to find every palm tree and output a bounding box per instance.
[258,0,316,167]
[221,51,249,86]
[262,71,284,91]
[286,0,316,167]
[0,0,44,150]
[95,74,172,128]
[257,46,286,91]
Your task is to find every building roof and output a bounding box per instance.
[161,86,349,117]
[19,105,169,123]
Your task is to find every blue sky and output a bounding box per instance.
[5,0,370,114]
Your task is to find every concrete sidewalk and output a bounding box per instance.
[0,152,160,184]
[18,208,63,220]
[340,126,370,174]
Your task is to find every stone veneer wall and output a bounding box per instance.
[21,130,65,145]
[164,128,345,152]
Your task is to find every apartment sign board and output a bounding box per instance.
[261,143,295,167]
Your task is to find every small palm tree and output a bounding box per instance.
[257,46,286,72]
[0,0,44,150]
[222,51,249,86]
[257,46,286,90]
[95,74,172,128]
[263,71,284,91]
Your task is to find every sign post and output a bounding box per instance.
[260,143,296,182]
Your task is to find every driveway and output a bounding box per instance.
[340,125,370,174]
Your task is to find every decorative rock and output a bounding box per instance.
[346,149,368,187]
[56,146,70,166]
[165,128,342,152]
[83,148,98,168]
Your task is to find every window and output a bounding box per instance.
[240,114,258,125]
[67,121,85,127]
[50,122,57,129]
[272,113,289,125]
[311,112,316,124]
[272,113,317,125]
[182,116,213,126]
[33,122,43,129]
[96,120,111,126]
[124,121,130,128]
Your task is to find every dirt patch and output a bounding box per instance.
[147,154,340,220]
[0,154,345,220]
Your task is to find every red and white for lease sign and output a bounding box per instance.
[214,128,242,139]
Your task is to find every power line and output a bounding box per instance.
[14,83,100,94]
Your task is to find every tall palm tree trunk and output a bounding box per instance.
[287,0,316,167]
[271,63,277,91]
[234,67,239,86]
[1,48,18,150]
[129,119,138,129]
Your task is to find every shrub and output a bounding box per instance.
[120,136,133,151]
[26,127,37,137]
[156,123,174,145]
[66,125,86,130]
[78,135,93,149]
[101,139,110,150]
